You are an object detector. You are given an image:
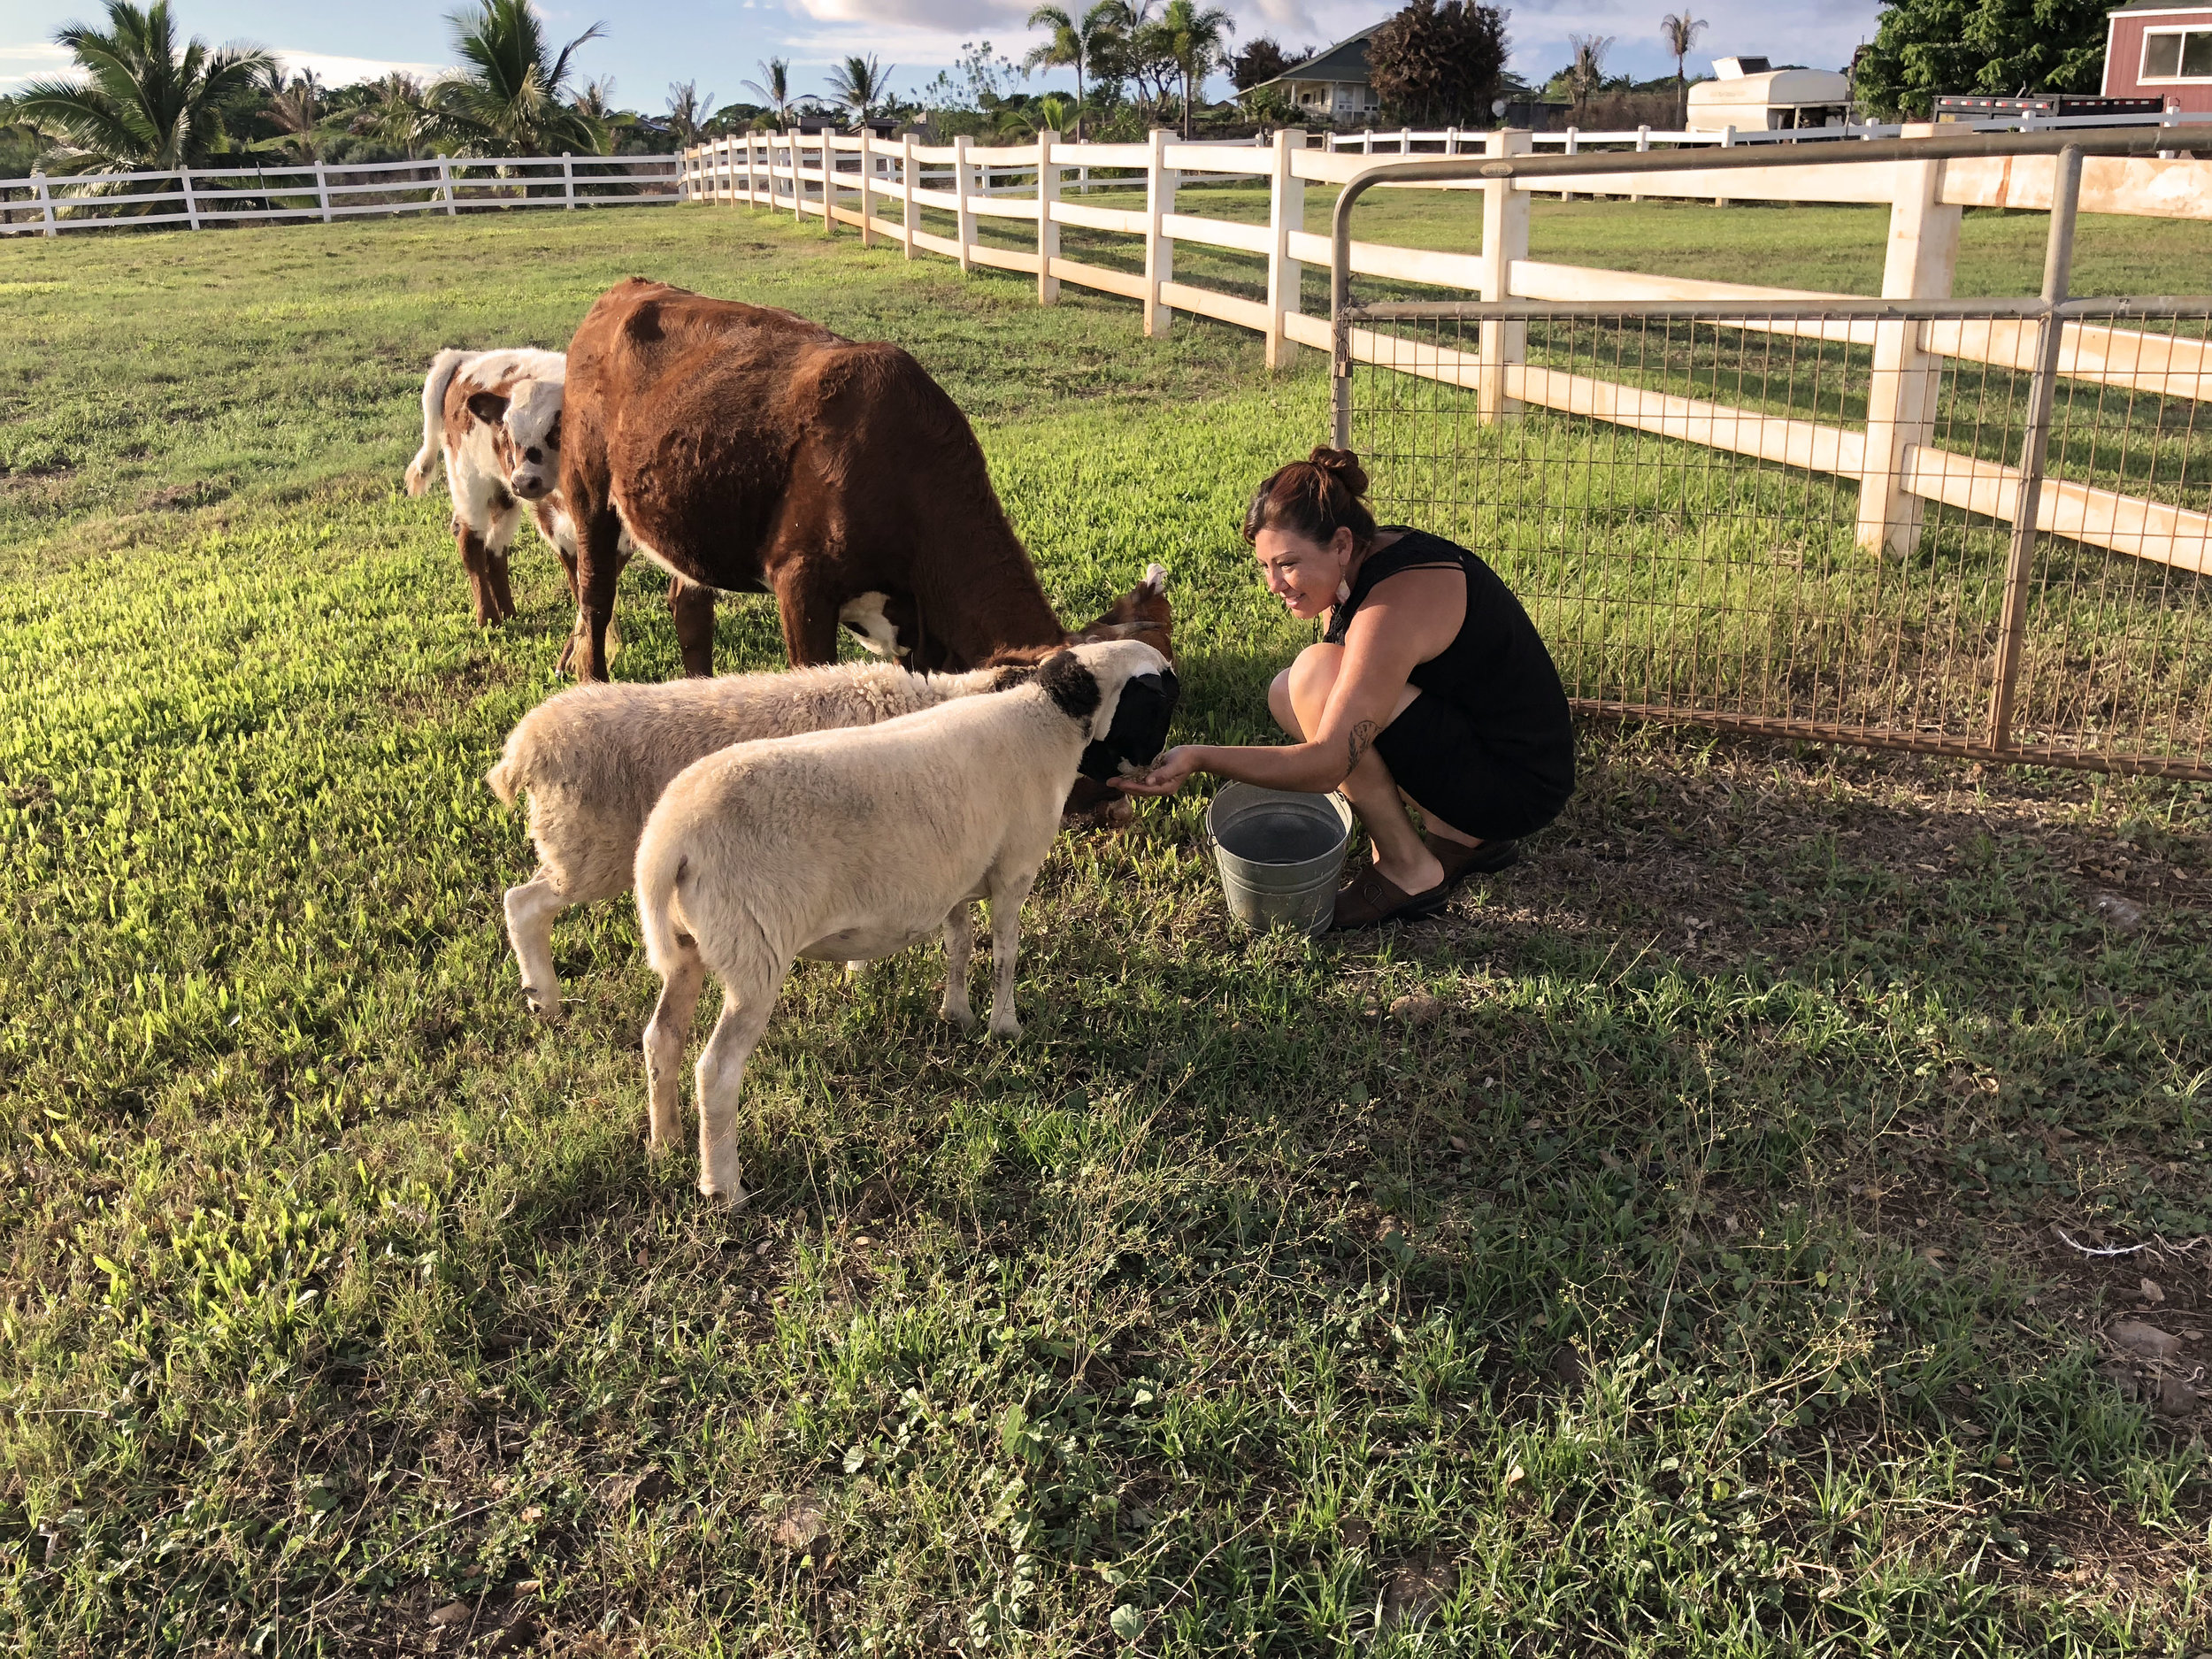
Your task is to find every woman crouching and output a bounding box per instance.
[1116,447,1575,929]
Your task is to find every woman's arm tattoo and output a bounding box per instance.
[1347,719,1378,771]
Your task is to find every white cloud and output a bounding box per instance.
[0,42,70,91]
[272,48,450,86]
[790,0,1032,30]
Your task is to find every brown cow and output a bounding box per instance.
[559,280,1086,683]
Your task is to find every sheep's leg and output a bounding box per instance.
[643,940,708,1155]
[940,903,976,1031]
[503,872,568,1019]
[695,979,778,1206]
[984,877,1034,1039]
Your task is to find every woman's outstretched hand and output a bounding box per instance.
[1111,745,1202,796]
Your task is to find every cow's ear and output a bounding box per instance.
[467,389,510,424]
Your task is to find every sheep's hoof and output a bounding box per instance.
[698,1179,749,1211]
[941,1003,977,1033]
[986,1014,1020,1040]
[523,990,561,1022]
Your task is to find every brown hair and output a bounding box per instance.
[1241,447,1377,550]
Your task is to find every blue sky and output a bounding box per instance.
[3,0,1888,113]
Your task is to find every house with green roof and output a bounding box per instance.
[1248,26,1384,123]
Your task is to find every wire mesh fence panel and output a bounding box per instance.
[1345,300,2212,778]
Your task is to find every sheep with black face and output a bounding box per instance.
[633,639,1178,1204]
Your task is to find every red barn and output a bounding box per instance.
[2103,0,2212,112]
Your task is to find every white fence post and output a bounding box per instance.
[179,165,200,230]
[901,133,919,257]
[1478,129,1532,424]
[1716,125,1734,207]
[1855,122,1960,558]
[438,155,456,216]
[1143,128,1175,338]
[1264,127,1303,369]
[787,130,802,223]
[1563,127,1578,201]
[1632,126,1648,203]
[1363,128,1375,155]
[857,128,876,247]
[1037,128,1060,304]
[1401,124,1413,156]
[564,151,576,209]
[822,130,838,235]
[954,134,976,272]
[34,170,55,236]
[315,160,332,223]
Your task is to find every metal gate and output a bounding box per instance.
[1329,136,2212,778]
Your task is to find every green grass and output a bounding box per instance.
[4,202,2212,1656]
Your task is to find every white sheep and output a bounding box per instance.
[485,660,1024,1019]
[634,640,1176,1204]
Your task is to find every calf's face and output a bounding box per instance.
[465,377,565,502]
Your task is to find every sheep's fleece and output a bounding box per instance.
[634,640,1175,1203]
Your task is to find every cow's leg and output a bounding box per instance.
[940,902,976,1031]
[671,577,717,678]
[694,970,780,1205]
[574,507,624,681]
[503,871,568,1020]
[455,520,499,626]
[770,564,843,667]
[643,936,709,1156]
[983,872,1036,1039]
[484,503,522,622]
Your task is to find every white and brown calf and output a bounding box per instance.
[404,347,572,629]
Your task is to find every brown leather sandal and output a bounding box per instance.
[1424,832,1519,893]
[1331,863,1450,930]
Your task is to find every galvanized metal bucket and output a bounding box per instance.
[1206,782,1355,937]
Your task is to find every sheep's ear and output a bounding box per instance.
[467,389,511,425]
[989,664,1039,691]
[1141,562,1169,594]
[1035,650,1101,726]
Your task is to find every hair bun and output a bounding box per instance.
[1306,446,1370,498]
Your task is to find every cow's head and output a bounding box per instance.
[1069,563,1173,660]
[465,377,565,502]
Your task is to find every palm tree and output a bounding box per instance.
[824,54,895,127]
[1566,33,1614,127]
[572,75,618,123]
[1156,0,1233,138]
[1659,13,1706,127]
[665,79,713,146]
[259,65,328,162]
[741,58,795,127]
[9,0,273,173]
[347,72,429,158]
[1023,2,1123,138]
[426,0,607,157]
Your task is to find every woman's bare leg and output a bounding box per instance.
[1272,645,1443,895]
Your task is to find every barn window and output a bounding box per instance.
[2143,28,2212,80]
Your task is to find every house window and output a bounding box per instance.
[2143,28,2212,80]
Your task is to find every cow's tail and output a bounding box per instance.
[405,348,470,496]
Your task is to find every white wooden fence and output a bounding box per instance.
[679,124,2212,572]
[0,153,681,235]
[1321,107,2206,155]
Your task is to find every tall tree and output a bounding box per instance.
[824,54,895,126]
[665,79,713,146]
[427,0,607,157]
[1155,0,1234,137]
[346,72,429,158]
[10,0,273,172]
[1566,32,1613,125]
[1023,2,1124,137]
[741,58,795,127]
[1230,36,1310,92]
[1659,12,1705,127]
[1855,0,2108,118]
[1366,0,1510,127]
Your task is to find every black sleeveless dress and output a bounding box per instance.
[1323,527,1575,841]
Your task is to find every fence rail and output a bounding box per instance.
[0,153,681,234]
